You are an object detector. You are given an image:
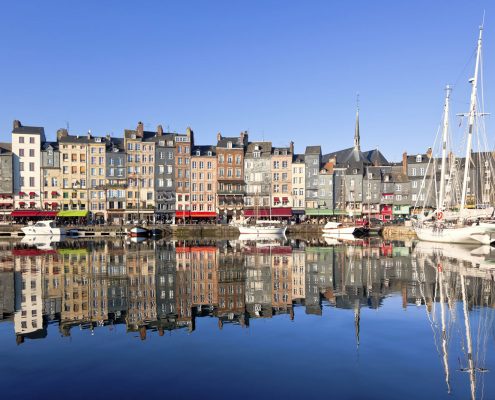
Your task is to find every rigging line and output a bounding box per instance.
[451,44,478,92]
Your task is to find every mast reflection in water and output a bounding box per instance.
[0,237,494,400]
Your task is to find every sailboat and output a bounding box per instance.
[234,194,286,236]
[128,174,149,238]
[414,24,495,244]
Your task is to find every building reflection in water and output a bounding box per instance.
[1,237,495,398]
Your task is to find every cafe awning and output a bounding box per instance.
[11,210,58,218]
[57,210,89,217]
[244,208,292,217]
[190,212,216,218]
[175,211,191,218]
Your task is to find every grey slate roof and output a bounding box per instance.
[0,143,12,153]
[41,141,59,151]
[293,154,305,163]
[192,145,216,156]
[12,126,44,135]
[246,141,272,157]
[217,136,244,149]
[305,146,321,155]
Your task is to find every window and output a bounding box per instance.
[30,137,35,144]
[19,162,24,171]
[29,149,35,157]
[416,155,422,162]
[29,177,35,186]
[19,137,24,143]
[19,149,24,157]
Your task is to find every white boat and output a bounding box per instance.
[237,219,287,235]
[415,223,495,245]
[127,226,149,237]
[21,220,66,236]
[238,233,286,241]
[20,234,64,249]
[322,221,368,237]
[414,25,495,244]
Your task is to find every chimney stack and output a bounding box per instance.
[402,152,408,175]
[157,125,163,136]
[289,141,294,154]
[136,121,144,138]
[217,132,222,142]
[13,120,21,130]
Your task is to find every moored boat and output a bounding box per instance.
[21,220,66,236]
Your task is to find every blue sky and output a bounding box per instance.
[0,0,493,161]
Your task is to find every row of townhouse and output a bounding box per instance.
[0,116,493,223]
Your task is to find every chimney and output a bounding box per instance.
[13,120,21,130]
[136,121,144,138]
[402,151,407,175]
[57,128,68,141]
[217,132,222,142]
[289,141,294,154]
[87,130,91,140]
[157,125,163,136]
[186,126,194,145]
[106,133,111,141]
[426,147,433,159]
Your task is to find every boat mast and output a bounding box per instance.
[460,26,483,215]
[438,85,451,211]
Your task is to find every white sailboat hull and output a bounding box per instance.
[322,226,357,235]
[238,225,287,235]
[414,224,494,245]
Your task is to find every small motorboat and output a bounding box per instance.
[22,220,66,236]
[127,226,149,238]
[322,221,369,237]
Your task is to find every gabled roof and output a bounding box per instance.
[41,142,59,151]
[362,149,388,166]
[124,129,156,141]
[324,147,366,165]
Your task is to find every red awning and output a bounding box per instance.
[175,211,191,218]
[51,191,58,195]
[190,212,216,218]
[244,208,292,217]
[19,202,26,206]
[51,202,58,206]
[29,192,36,196]
[19,192,25,196]
[29,202,36,205]
[273,197,280,202]
[282,197,289,202]
[11,210,58,218]
[12,249,57,256]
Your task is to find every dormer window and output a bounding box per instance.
[227,141,232,149]
[159,140,165,146]
[95,137,101,143]
[167,141,173,146]
[207,151,212,156]
[113,147,119,153]
[368,173,372,179]
[416,155,422,162]
[131,134,136,139]
[253,151,260,158]
[196,150,201,156]
[274,150,279,155]
[353,169,358,174]
[254,145,260,151]
[384,175,390,182]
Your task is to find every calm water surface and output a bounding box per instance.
[0,237,494,400]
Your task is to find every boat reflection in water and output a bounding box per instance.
[0,237,494,398]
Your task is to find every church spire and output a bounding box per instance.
[354,94,360,150]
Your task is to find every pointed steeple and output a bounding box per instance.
[354,94,360,150]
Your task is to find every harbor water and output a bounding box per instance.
[0,236,494,400]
